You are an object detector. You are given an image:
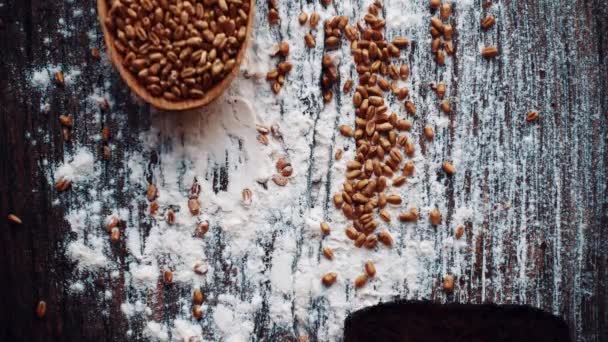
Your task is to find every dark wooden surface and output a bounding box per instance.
[0,0,607,341]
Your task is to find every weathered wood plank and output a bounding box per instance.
[0,0,606,341]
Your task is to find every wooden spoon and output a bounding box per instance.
[97,0,255,111]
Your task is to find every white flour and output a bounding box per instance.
[30,64,81,88]
[54,149,95,183]
[46,59,444,340]
[38,1,483,341]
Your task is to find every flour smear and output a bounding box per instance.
[35,1,488,341]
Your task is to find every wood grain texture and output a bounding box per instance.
[0,0,606,341]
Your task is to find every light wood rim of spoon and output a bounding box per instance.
[97,0,255,112]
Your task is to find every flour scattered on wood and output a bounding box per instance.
[47,67,444,341]
[30,64,81,88]
[39,1,482,341]
[144,321,169,341]
[54,149,95,183]
[67,238,109,271]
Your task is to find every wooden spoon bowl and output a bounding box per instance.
[97,0,254,111]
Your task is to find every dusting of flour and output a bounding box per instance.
[40,1,480,341]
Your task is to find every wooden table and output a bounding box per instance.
[0,0,606,341]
